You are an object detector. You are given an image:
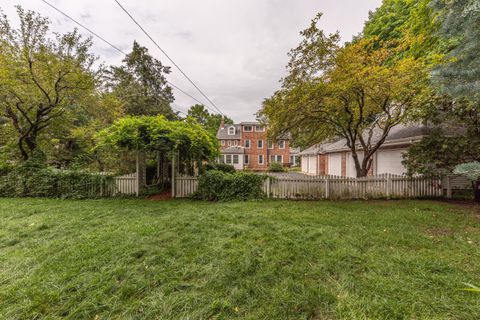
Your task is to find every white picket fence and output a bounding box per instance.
[173,173,460,200]
[113,173,138,195]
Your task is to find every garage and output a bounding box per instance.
[376,149,407,175]
[327,153,342,176]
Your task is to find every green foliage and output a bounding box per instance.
[261,13,430,176]
[204,163,236,174]
[97,115,219,162]
[187,104,233,137]
[195,170,266,201]
[268,162,284,172]
[105,41,175,117]
[431,0,480,104]
[454,162,480,181]
[0,165,113,199]
[0,6,97,161]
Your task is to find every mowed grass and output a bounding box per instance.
[1,199,480,319]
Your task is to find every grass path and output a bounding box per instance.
[1,198,480,319]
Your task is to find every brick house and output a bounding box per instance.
[216,120,298,170]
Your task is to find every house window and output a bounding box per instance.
[258,155,264,165]
[233,140,238,146]
[221,140,225,146]
[244,139,251,148]
[290,155,294,164]
[267,140,274,149]
[225,154,232,164]
[243,125,253,132]
[228,126,236,135]
[278,140,285,149]
[227,140,231,146]
[257,140,263,149]
[233,155,239,164]
[244,155,249,164]
[218,156,224,163]
[270,155,282,163]
[255,125,265,132]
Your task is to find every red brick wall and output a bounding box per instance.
[241,128,268,170]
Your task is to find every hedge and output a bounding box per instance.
[0,167,114,199]
[194,170,267,201]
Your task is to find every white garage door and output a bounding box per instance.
[301,156,308,173]
[376,149,407,176]
[308,156,318,175]
[328,153,342,176]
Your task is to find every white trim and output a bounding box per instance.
[258,154,264,165]
[227,126,236,135]
[278,140,285,149]
[244,139,251,148]
[257,140,263,149]
[221,140,225,146]
[244,154,249,164]
[255,125,265,132]
[267,140,274,149]
[243,125,253,132]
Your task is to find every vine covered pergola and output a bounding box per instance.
[98,115,219,193]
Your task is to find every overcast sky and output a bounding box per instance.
[1,0,382,122]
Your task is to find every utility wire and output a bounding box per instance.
[113,0,225,116]
[39,0,215,117]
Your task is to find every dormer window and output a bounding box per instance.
[228,126,236,135]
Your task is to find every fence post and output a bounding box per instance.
[171,153,176,198]
[445,176,452,199]
[324,178,330,199]
[266,176,271,198]
[386,175,391,199]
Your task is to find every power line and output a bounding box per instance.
[113,0,225,116]
[38,0,216,116]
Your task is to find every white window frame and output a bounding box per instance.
[225,154,232,164]
[244,155,249,164]
[255,125,265,132]
[243,125,253,132]
[267,140,274,149]
[233,154,239,164]
[228,126,236,135]
[276,155,283,163]
[233,140,238,146]
[227,140,231,146]
[244,139,251,148]
[258,155,264,165]
[257,140,263,149]
[221,140,225,146]
[278,140,285,149]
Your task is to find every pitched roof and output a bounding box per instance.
[220,146,245,154]
[300,124,430,155]
[216,124,241,139]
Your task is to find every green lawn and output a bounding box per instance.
[1,199,480,319]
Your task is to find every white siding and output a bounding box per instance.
[328,153,342,176]
[376,149,407,176]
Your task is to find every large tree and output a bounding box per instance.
[260,14,430,177]
[186,104,233,137]
[106,41,176,118]
[0,7,97,161]
[431,0,480,104]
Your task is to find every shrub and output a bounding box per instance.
[0,166,114,199]
[204,163,236,174]
[195,170,267,201]
[268,162,285,172]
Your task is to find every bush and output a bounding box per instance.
[204,163,236,174]
[194,170,267,201]
[0,166,114,199]
[268,162,285,172]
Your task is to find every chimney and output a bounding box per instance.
[220,115,225,129]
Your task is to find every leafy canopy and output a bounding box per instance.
[186,104,233,137]
[261,13,430,176]
[98,116,219,161]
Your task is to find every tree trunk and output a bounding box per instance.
[474,179,480,203]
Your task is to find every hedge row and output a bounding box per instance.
[0,167,114,199]
[194,170,267,201]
